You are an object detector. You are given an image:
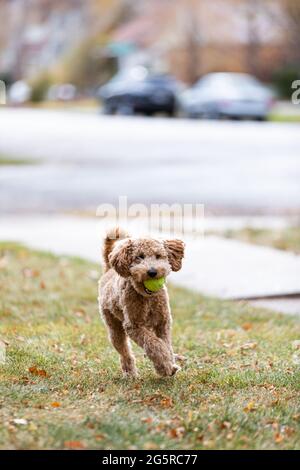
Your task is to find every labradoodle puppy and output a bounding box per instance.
[98,228,185,377]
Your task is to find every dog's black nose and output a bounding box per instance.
[147,268,157,278]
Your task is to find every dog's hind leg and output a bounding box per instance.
[102,310,137,377]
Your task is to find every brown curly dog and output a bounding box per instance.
[98,228,185,377]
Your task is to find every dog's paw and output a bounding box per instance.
[123,369,139,379]
[171,364,181,376]
[156,362,180,377]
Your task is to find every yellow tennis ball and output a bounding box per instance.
[143,277,166,292]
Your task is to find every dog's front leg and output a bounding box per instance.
[155,319,174,359]
[124,323,177,377]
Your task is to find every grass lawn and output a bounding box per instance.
[0,243,300,450]
[0,155,35,166]
[269,114,300,123]
[212,227,300,255]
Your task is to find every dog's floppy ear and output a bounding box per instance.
[164,239,185,272]
[109,239,133,277]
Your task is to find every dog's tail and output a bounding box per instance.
[103,227,129,271]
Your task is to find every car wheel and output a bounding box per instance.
[116,104,134,115]
[103,103,115,115]
[167,108,177,118]
[186,111,199,119]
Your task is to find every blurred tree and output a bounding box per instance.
[244,0,261,76]
[281,0,300,63]
[267,0,300,96]
[181,0,202,84]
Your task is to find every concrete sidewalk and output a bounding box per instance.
[1,215,300,314]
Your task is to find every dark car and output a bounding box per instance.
[98,68,181,117]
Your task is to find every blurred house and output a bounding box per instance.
[110,0,288,83]
[0,0,297,88]
[0,0,89,80]
[0,0,125,82]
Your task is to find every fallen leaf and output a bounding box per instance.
[243,402,257,413]
[141,417,153,424]
[22,268,40,278]
[160,396,173,408]
[220,421,231,430]
[274,432,284,444]
[64,440,86,450]
[50,402,61,408]
[28,366,48,378]
[144,442,158,450]
[241,342,257,351]
[283,426,295,437]
[202,439,215,448]
[242,323,253,331]
[168,427,185,439]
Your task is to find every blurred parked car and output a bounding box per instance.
[47,83,77,101]
[98,68,181,116]
[8,80,32,105]
[179,73,274,120]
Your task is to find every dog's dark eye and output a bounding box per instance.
[156,254,161,259]
[136,254,145,260]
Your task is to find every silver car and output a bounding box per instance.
[180,73,274,120]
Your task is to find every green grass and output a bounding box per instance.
[0,155,35,166]
[213,227,300,255]
[0,243,300,450]
[269,113,300,123]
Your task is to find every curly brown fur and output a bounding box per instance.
[98,229,185,377]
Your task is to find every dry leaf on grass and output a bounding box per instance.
[242,323,253,331]
[241,342,257,351]
[22,268,40,278]
[141,417,153,424]
[28,366,49,378]
[160,396,173,408]
[64,441,86,450]
[220,421,231,430]
[274,432,284,444]
[168,427,185,439]
[50,402,61,408]
[243,402,257,412]
[143,442,158,450]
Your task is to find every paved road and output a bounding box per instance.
[1,108,300,213]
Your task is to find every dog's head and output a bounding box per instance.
[109,237,185,296]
